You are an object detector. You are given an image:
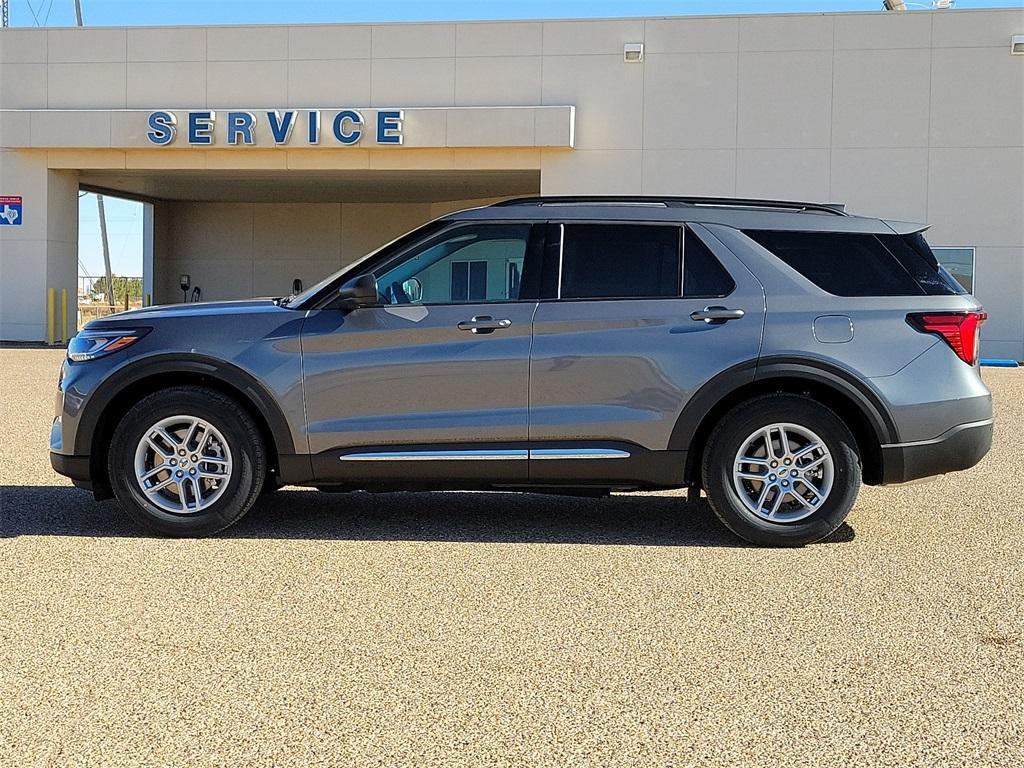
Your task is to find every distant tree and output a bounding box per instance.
[91,275,142,302]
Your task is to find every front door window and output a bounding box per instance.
[374,224,530,305]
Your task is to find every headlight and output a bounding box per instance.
[67,328,149,362]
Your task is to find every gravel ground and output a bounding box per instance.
[1,347,1021,768]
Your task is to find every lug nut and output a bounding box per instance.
[190,455,198,462]
[781,480,789,487]
[178,449,186,456]
[769,474,776,481]
[175,470,183,477]
[784,458,792,466]
[189,468,196,476]
[169,459,177,466]
[770,461,778,468]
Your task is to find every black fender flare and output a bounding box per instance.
[668,356,898,453]
[75,353,296,458]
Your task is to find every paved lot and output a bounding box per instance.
[1,347,1021,767]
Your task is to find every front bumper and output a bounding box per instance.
[879,419,993,485]
[50,451,92,485]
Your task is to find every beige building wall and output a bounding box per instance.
[0,149,78,340]
[1,8,1022,356]
[152,197,505,304]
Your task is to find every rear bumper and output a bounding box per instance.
[879,419,992,485]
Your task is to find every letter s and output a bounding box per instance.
[146,111,177,145]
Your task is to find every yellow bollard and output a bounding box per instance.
[46,288,56,345]
[61,288,69,344]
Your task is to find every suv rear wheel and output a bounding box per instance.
[702,394,861,546]
[108,386,266,537]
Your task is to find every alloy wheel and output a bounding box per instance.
[133,415,233,514]
[732,422,834,523]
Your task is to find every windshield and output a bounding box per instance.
[287,219,450,308]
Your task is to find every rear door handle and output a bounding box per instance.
[457,315,512,334]
[690,306,745,324]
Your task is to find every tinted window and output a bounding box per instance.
[745,230,935,297]
[375,224,530,305]
[683,227,735,298]
[892,233,962,296]
[560,224,680,300]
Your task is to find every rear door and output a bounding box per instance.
[528,222,765,484]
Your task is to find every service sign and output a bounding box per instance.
[0,196,23,225]
[146,109,403,147]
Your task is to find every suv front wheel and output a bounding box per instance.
[702,394,861,546]
[108,386,266,537]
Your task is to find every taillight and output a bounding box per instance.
[907,311,987,365]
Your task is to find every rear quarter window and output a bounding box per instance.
[743,230,961,297]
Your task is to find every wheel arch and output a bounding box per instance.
[671,357,897,487]
[79,354,296,494]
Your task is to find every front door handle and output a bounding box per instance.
[457,315,512,334]
[690,306,745,324]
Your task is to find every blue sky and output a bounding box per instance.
[12,0,1021,27]
[78,195,143,279]
[25,0,1018,275]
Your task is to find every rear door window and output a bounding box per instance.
[559,224,681,300]
[743,230,961,297]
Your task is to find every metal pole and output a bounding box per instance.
[76,1,113,315]
[97,195,115,308]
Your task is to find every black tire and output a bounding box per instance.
[701,394,861,547]
[108,386,266,537]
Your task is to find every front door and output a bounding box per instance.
[528,222,765,486]
[301,222,541,485]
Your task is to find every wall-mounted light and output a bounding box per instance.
[624,43,644,63]
[1012,35,1024,55]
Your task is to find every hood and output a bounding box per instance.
[86,298,287,327]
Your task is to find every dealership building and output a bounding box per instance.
[0,7,1022,359]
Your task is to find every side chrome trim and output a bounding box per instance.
[529,448,631,460]
[340,449,528,461]
[338,447,633,461]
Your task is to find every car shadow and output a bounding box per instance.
[0,485,855,547]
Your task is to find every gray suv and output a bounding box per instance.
[51,196,993,545]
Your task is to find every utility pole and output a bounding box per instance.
[73,0,115,308]
[2,1,10,29]
[96,195,115,308]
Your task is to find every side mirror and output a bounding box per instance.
[402,277,423,303]
[337,273,378,310]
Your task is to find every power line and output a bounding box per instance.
[23,0,42,26]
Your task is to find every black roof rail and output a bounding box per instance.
[491,195,848,216]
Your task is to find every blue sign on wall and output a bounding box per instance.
[0,195,22,225]
[146,110,404,147]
